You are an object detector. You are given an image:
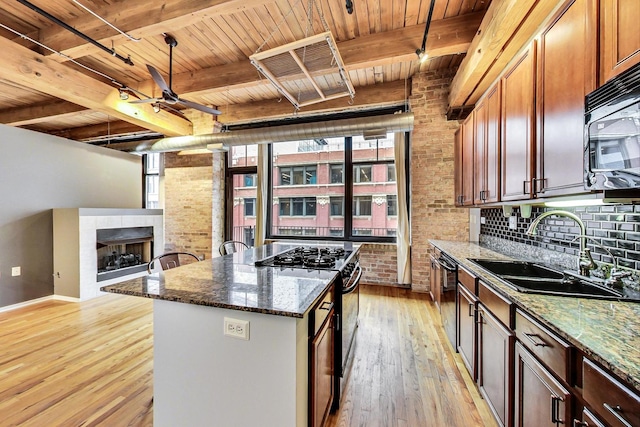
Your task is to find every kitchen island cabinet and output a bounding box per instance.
[102,245,340,427]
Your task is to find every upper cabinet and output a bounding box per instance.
[455,115,475,207]
[474,84,501,205]
[501,43,536,202]
[535,0,597,198]
[600,0,640,84]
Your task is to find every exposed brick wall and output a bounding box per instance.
[358,243,404,287]
[409,70,469,293]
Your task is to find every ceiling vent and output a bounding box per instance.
[250,32,355,110]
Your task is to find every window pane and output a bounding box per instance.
[244,198,256,216]
[330,164,343,183]
[387,195,397,216]
[387,165,396,182]
[271,139,345,237]
[354,165,372,183]
[229,145,258,167]
[244,174,256,187]
[230,168,257,245]
[146,153,160,174]
[330,197,343,216]
[353,196,372,216]
[145,175,159,208]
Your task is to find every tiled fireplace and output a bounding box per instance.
[53,208,163,301]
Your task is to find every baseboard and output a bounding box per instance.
[0,294,83,313]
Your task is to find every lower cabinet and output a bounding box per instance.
[457,279,478,379]
[309,286,335,427]
[514,342,572,427]
[477,304,514,427]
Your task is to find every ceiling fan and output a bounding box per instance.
[130,34,221,115]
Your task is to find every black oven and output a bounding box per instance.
[585,61,640,190]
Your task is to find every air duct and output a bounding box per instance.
[108,112,414,153]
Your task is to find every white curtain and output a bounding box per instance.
[254,144,269,247]
[394,132,411,284]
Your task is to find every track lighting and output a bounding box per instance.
[119,88,129,100]
[345,0,353,14]
[152,103,160,113]
[416,0,436,64]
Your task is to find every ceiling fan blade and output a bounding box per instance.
[146,64,171,93]
[129,98,161,104]
[179,98,222,115]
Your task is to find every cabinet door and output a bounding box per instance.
[478,304,514,427]
[461,113,475,206]
[484,83,501,204]
[457,284,477,380]
[474,99,487,205]
[514,342,572,427]
[310,311,334,427]
[536,0,597,197]
[501,43,536,201]
[454,129,463,206]
[601,0,640,84]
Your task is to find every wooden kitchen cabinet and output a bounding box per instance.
[501,42,536,202]
[477,303,514,427]
[600,0,640,84]
[474,83,501,205]
[514,342,572,427]
[310,286,335,427]
[535,0,597,198]
[455,114,475,206]
[457,267,478,379]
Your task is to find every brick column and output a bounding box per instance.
[409,70,469,292]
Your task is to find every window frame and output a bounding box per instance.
[143,153,161,208]
[265,132,410,244]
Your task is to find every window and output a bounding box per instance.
[279,166,317,185]
[268,132,403,242]
[330,197,344,216]
[387,165,396,182]
[279,197,316,216]
[244,174,257,187]
[387,195,397,216]
[353,196,372,216]
[144,153,160,208]
[354,164,372,183]
[330,164,344,183]
[244,198,256,216]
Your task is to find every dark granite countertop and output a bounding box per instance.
[430,240,640,392]
[101,245,339,318]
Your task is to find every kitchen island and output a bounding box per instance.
[101,243,339,427]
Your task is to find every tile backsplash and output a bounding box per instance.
[479,204,640,271]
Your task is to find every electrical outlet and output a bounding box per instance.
[508,216,518,230]
[224,317,250,340]
[11,266,21,277]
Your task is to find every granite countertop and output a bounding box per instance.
[430,240,640,392]
[101,247,339,318]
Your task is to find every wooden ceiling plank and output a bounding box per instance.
[40,0,272,61]
[448,0,562,107]
[0,36,192,136]
[0,100,86,126]
[221,80,407,124]
[51,121,149,141]
[143,12,481,98]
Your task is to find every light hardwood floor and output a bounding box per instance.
[0,286,495,427]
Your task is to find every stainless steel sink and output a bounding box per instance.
[467,258,639,302]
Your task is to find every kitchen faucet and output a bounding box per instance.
[570,235,631,289]
[525,210,596,276]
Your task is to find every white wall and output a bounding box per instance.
[0,124,142,307]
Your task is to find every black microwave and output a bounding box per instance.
[585,62,640,190]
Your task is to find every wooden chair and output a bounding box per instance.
[218,240,249,256]
[147,252,201,273]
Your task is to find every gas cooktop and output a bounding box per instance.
[255,246,353,271]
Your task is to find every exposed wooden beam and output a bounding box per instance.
[38,0,271,61]
[0,100,85,126]
[135,12,482,98]
[0,36,192,136]
[449,0,564,107]
[219,80,408,124]
[49,121,148,141]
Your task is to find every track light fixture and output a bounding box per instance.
[345,0,353,14]
[416,0,436,64]
[118,87,129,100]
[152,103,161,113]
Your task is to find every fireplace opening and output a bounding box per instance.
[96,226,154,282]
